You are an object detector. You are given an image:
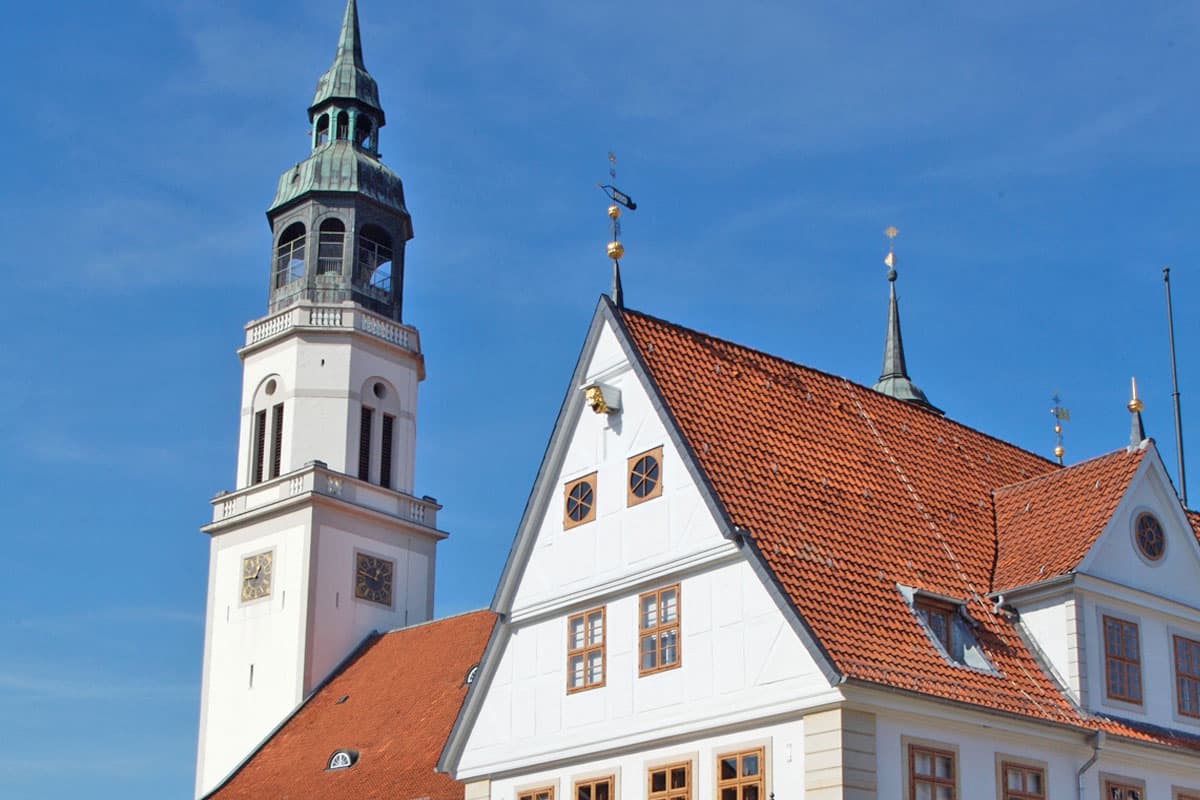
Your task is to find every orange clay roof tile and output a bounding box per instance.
[616,306,1199,752]
[208,610,495,800]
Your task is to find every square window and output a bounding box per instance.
[564,474,597,529]
[1001,762,1045,800]
[909,744,955,800]
[567,606,605,692]
[1103,615,1143,704]
[574,777,613,800]
[639,585,681,676]
[627,446,664,506]
[519,789,554,800]
[716,748,764,800]
[647,762,690,800]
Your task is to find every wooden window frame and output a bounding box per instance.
[647,761,690,800]
[909,743,956,800]
[518,787,555,800]
[572,776,614,800]
[566,606,606,693]
[716,747,765,800]
[1103,614,1143,705]
[999,760,1045,800]
[639,584,681,676]
[1175,790,1200,800]
[563,473,597,530]
[1175,634,1200,718]
[627,446,664,506]
[1101,775,1145,800]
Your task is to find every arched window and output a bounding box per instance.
[274,223,306,288]
[357,225,393,296]
[355,117,373,150]
[315,114,330,147]
[336,111,350,140]
[317,218,345,276]
[357,378,401,489]
[249,376,285,486]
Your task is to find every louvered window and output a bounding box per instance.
[358,407,373,481]
[380,413,395,489]
[251,409,267,485]
[269,404,284,479]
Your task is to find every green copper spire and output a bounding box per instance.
[872,231,941,414]
[310,0,384,123]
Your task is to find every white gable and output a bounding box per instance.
[1079,447,1200,607]
[510,318,730,617]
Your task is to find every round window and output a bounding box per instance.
[630,454,660,499]
[1134,512,1165,561]
[265,379,277,396]
[373,382,386,398]
[566,480,594,522]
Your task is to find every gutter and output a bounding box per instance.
[1076,730,1105,800]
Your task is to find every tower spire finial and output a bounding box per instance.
[872,227,941,414]
[1050,391,1070,464]
[1128,376,1146,449]
[598,152,637,309]
[337,0,366,69]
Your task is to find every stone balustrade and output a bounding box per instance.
[243,302,419,354]
[209,461,441,532]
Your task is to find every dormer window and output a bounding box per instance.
[900,586,992,671]
[326,749,358,770]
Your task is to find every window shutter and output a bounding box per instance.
[380,414,395,488]
[269,404,284,479]
[358,407,373,481]
[252,409,267,485]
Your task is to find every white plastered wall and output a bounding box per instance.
[480,718,804,800]
[195,507,311,795]
[237,330,420,492]
[874,702,1200,799]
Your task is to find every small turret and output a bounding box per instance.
[871,227,941,414]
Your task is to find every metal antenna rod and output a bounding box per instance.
[1164,267,1188,506]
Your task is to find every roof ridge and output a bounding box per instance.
[618,304,1059,470]
[379,608,493,637]
[992,446,1142,496]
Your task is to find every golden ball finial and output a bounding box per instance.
[1127,376,1145,413]
[607,241,625,260]
[1054,444,1065,459]
[607,204,621,219]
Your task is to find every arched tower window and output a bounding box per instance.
[357,225,393,298]
[315,114,330,147]
[250,376,286,486]
[274,223,306,288]
[355,117,373,150]
[336,111,350,140]
[317,219,346,276]
[357,378,401,489]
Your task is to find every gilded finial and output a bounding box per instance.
[1050,392,1070,465]
[1128,376,1145,413]
[884,226,899,280]
[597,151,637,309]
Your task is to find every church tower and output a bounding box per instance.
[195,3,443,795]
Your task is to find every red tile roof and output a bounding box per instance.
[209,610,495,800]
[994,447,1146,591]
[616,306,1199,750]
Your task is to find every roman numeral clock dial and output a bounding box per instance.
[240,551,273,602]
[355,553,394,606]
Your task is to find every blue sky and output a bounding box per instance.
[2,1,1198,797]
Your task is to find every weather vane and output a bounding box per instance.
[883,226,899,280]
[1050,391,1070,464]
[598,151,637,309]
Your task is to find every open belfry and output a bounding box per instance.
[197,3,1200,799]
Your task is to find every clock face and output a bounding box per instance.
[241,550,273,602]
[355,553,394,607]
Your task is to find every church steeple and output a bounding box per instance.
[872,228,941,414]
[264,0,412,322]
